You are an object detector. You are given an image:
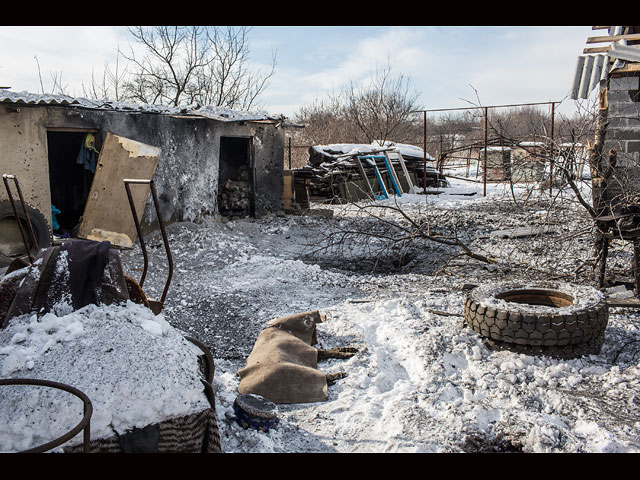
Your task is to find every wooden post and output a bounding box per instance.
[634,239,640,295]
[592,86,611,288]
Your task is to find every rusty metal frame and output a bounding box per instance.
[0,378,93,453]
[123,178,173,308]
[2,174,38,263]
[412,100,560,197]
[185,336,214,385]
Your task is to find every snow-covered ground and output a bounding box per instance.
[2,167,639,453]
[121,168,640,453]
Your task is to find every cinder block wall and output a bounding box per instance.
[604,74,640,210]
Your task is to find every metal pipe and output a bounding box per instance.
[423,111,427,191]
[0,378,92,453]
[185,336,215,385]
[411,100,562,114]
[549,102,556,196]
[2,174,38,263]
[123,179,173,305]
[123,180,149,287]
[483,107,488,197]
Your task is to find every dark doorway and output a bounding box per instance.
[218,136,254,218]
[47,130,100,235]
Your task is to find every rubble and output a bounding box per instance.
[294,142,447,202]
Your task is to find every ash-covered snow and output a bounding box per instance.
[2,167,640,453]
[0,301,209,452]
[116,168,640,453]
[469,282,605,314]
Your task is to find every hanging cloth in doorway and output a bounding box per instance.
[76,133,99,173]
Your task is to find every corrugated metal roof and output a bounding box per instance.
[0,90,277,123]
[570,54,609,100]
[571,26,640,100]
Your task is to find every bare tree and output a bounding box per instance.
[120,26,211,106]
[82,47,128,102]
[293,61,422,152]
[190,27,276,110]
[34,55,69,96]
[341,62,421,144]
[294,95,363,145]
[118,26,275,110]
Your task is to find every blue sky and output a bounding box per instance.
[0,26,595,118]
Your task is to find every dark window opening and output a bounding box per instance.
[47,131,100,235]
[218,136,254,218]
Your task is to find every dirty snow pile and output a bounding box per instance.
[0,300,209,452]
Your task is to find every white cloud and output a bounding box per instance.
[0,26,131,95]
[0,25,594,119]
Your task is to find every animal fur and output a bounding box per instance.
[237,310,356,404]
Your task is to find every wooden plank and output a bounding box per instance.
[587,33,640,44]
[354,156,376,199]
[283,171,293,210]
[293,176,310,209]
[606,298,640,308]
[77,133,161,248]
[611,63,640,74]
[592,26,611,30]
[395,152,415,192]
[382,152,404,195]
[584,46,612,54]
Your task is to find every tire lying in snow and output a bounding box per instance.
[0,200,52,267]
[463,283,608,358]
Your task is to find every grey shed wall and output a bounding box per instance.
[0,103,284,232]
[603,73,640,210]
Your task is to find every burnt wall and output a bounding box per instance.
[0,104,284,233]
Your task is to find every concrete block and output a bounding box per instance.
[609,76,640,91]
[627,140,640,154]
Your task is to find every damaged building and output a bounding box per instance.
[0,91,285,264]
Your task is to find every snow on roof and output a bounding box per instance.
[313,141,436,161]
[0,90,276,123]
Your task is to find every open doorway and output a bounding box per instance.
[46,130,100,236]
[217,136,254,219]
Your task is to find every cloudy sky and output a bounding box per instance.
[0,26,595,118]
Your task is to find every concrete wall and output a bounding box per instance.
[604,73,640,209]
[0,103,284,233]
[0,104,53,225]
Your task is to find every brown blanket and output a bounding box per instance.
[237,311,329,404]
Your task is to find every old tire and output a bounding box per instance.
[0,200,52,267]
[463,283,608,358]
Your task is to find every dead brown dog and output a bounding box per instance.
[237,310,357,404]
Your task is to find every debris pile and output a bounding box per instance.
[219,179,250,218]
[293,142,447,202]
[218,165,251,219]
